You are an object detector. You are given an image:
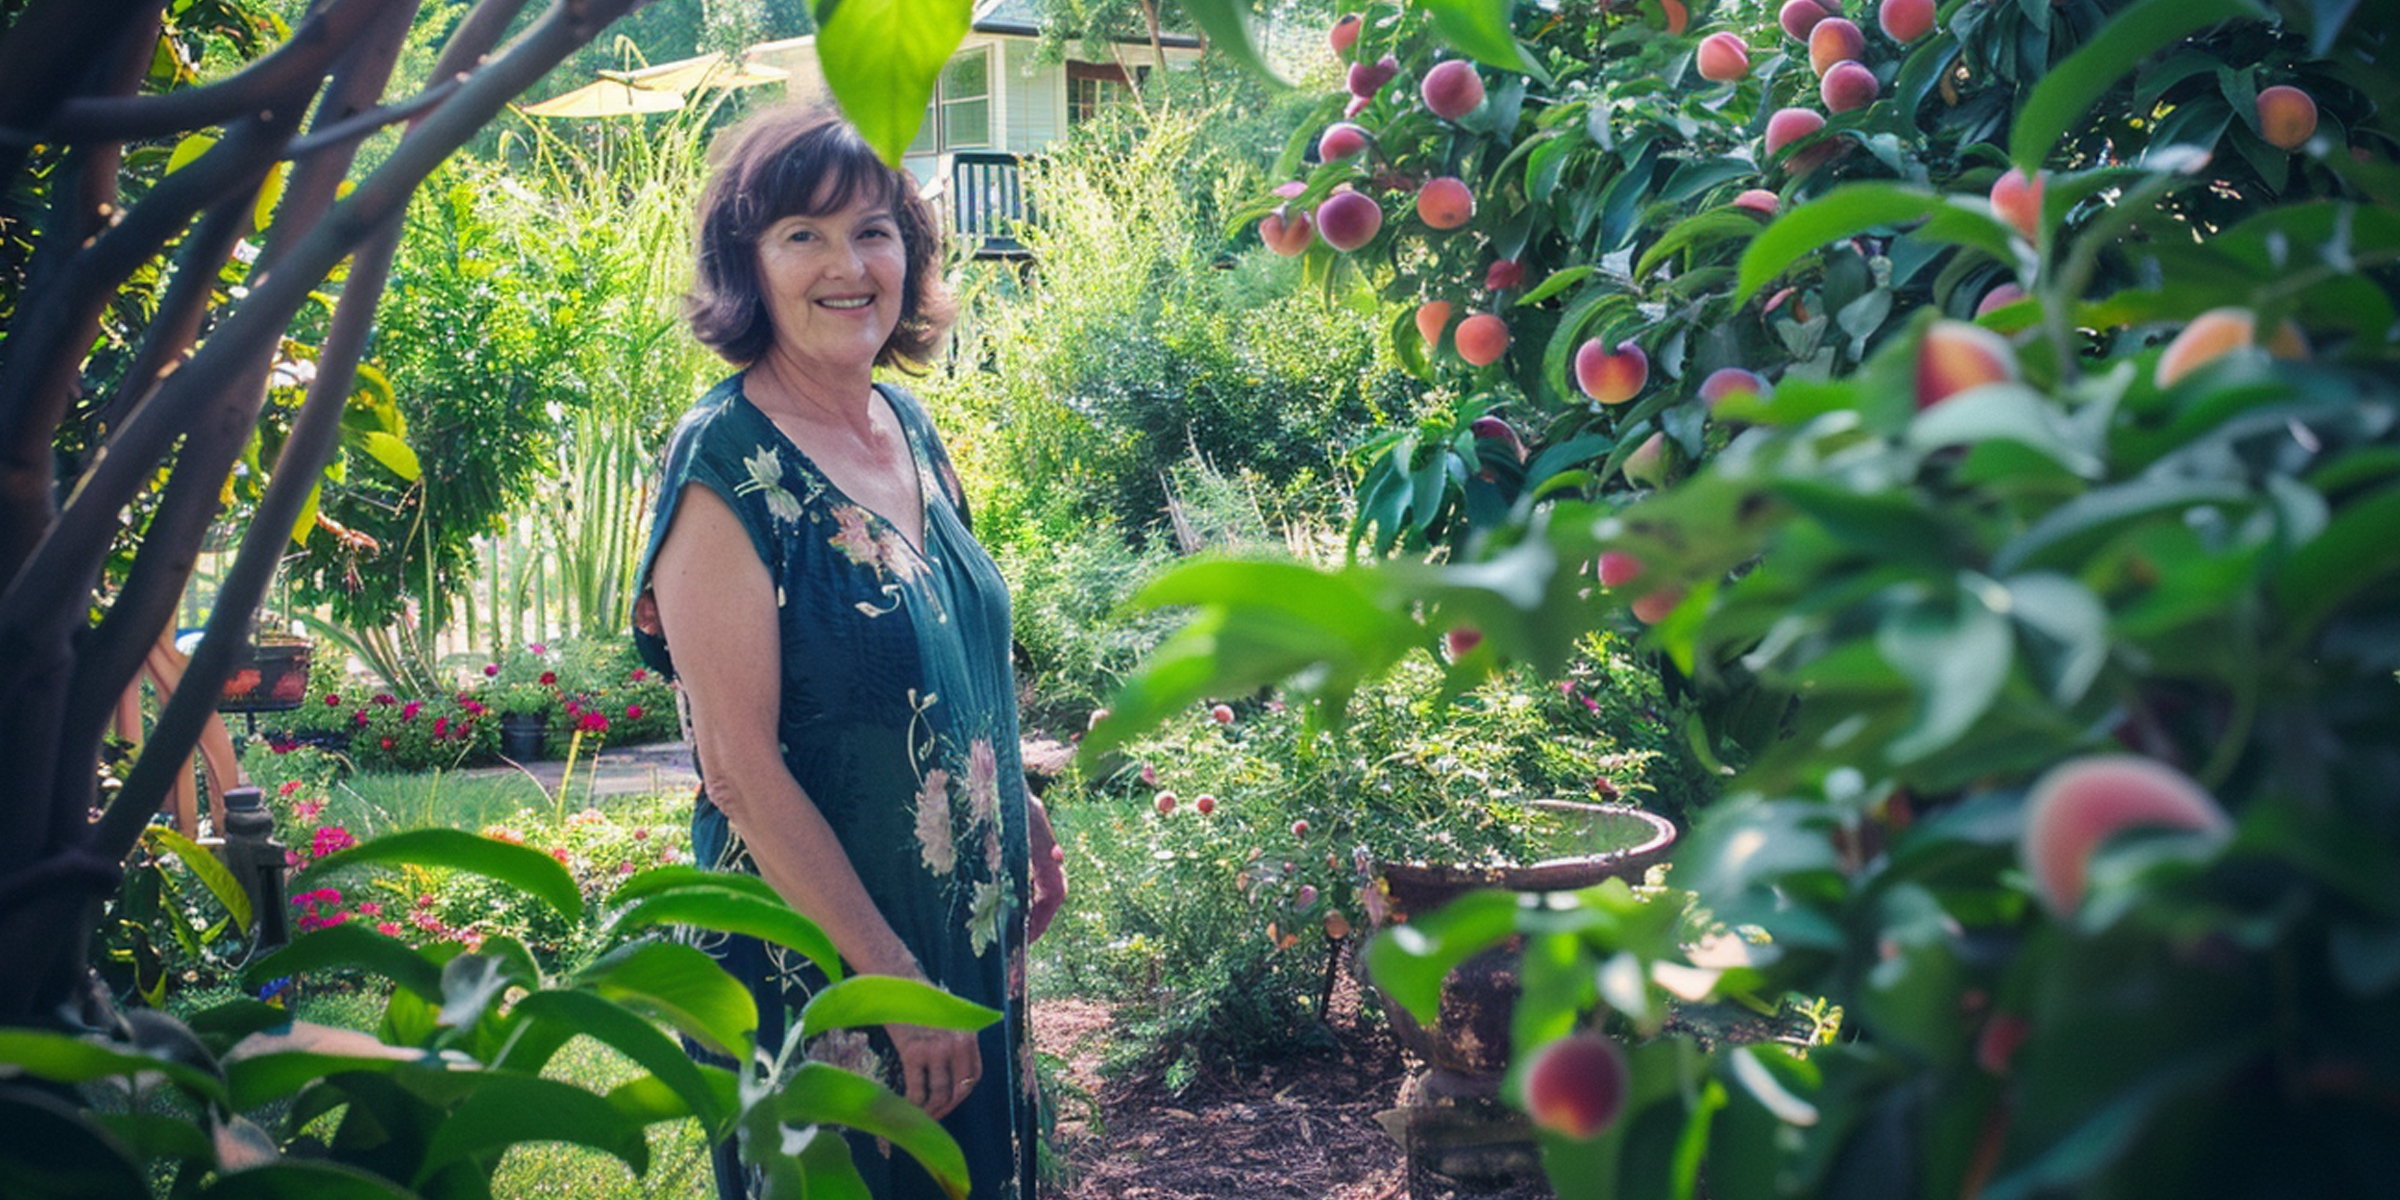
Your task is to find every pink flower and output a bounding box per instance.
[539,671,557,686]
[484,825,524,845]
[528,642,547,655]
[914,768,956,875]
[311,826,356,858]
[278,780,301,796]
[625,704,643,721]
[433,717,449,738]
[325,694,342,707]
[829,505,879,566]
[464,700,486,717]
[401,700,421,720]
[357,902,381,916]
[352,709,369,727]
[378,736,393,751]
[376,921,401,937]
[617,861,637,876]
[965,738,1001,827]
[485,663,500,677]
[550,846,570,865]
[579,711,609,733]
[293,798,323,822]
[373,693,396,707]
[284,849,302,868]
[631,668,648,682]
[565,701,581,717]
[632,827,650,840]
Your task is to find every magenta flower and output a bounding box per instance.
[484,663,500,677]
[401,700,421,720]
[630,668,648,682]
[578,711,609,733]
[311,825,356,858]
[539,671,557,686]
[433,716,450,738]
[352,709,369,727]
[528,642,547,655]
[373,693,396,706]
[625,704,643,720]
[325,694,342,707]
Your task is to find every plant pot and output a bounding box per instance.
[217,638,312,713]
[1361,801,1678,1097]
[499,712,547,762]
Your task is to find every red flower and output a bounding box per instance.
[464,700,486,716]
[579,711,610,733]
[378,736,394,751]
[539,671,557,686]
[352,709,369,727]
[625,704,643,721]
[630,668,648,682]
[433,716,450,738]
[484,663,500,677]
[401,700,421,720]
[278,780,301,796]
[325,694,342,707]
[372,693,396,706]
[376,921,402,937]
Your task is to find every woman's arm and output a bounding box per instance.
[1027,796,1065,942]
[651,483,981,1117]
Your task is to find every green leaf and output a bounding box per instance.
[1359,891,1524,1021]
[414,1075,650,1185]
[1421,0,1549,83]
[776,1063,973,1199]
[289,482,320,548]
[353,430,420,482]
[2008,0,2266,172]
[199,1160,419,1200]
[142,824,251,936]
[1519,265,1596,305]
[0,1085,154,1200]
[1179,0,1287,86]
[582,941,758,1060]
[0,1029,227,1104]
[1636,210,1760,282]
[219,1022,437,1109]
[811,0,973,167]
[241,924,446,1002]
[1877,583,2013,763]
[1734,185,1950,304]
[296,828,582,927]
[798,975,1001,1040]
[2272,483,2400,645]
[611,889,841,982]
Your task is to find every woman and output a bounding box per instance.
[631,106,1065,1200]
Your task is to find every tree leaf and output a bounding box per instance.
[198,1160,419,1200]
[811,0,974,167]
[144,824,251,933]
[353,430,420,482]
[241,924,446,1002]
[510,991,730,1128]
[0,1085,155,1200]
[1180,0,1287,86]
[2007,0,2266,172]
[581,941,758,1060]
[1734,184,1949,305]
[798,975,1001,1039]
[611,889,842,982]
[1420,0,1550,83]
[413,1074,649,1185]
[295,828,582,926]
[775,1063,973,1199]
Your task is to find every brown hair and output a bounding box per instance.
[686,105,954,370]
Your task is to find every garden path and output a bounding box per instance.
[459,740,702,801]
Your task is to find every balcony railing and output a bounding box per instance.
[949,151,1030,259]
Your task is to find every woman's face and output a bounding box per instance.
[752,186,908,376]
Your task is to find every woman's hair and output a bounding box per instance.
[686,105,954,370]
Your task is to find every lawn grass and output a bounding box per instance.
[320,767,556,839]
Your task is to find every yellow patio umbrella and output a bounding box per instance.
[520,51,788,119]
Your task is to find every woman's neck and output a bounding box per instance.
[745,349,878,436]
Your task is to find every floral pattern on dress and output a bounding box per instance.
[736,445,811,523]
[913,767,956,876]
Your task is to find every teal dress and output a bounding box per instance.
[633,375,1033,1200]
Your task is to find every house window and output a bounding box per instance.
[1067,61,1132,125]
[938,48,991,149]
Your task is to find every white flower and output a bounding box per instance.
[914,768,956,876]
[736,445,803,523]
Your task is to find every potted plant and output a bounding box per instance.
[481,642,559,761]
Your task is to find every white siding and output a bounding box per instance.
[999,40,1060,155]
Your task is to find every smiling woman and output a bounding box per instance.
[632,107,1065,1200]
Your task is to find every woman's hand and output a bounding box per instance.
[887,1021,982,1119]
[1028,797,1066,943]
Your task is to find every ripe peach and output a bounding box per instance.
[1319,121,1370,161]
[1470,414,1528,460]
[1808,18,1865,75]
[1416,176,1476,229]
[1974,282,2027,318]
[1155,790,1178,815]
[1444,626,1485,659]
[2018,754,2230,915]
[1697,32,1751,82]
[1297,884,1319,908]
[1259,205,1314,256]
[1329,13,1361,57]
[2256,84,2318,151]
[1780,0,1835,41]
[1195,793,1217,815]
[1623,431,1670,488]
[1485,258,1525,291]
[1879,0,1934,43]
[1699,366,1765,408]
[1292,819,1310,838]
[1575,338,1649,405]
[1630,589,1684,624]
[1989,167,2043,242]
[1348,54,1399,99]
[1415,300,1453,349]
[1323,909,1352,939]
[1455,312,1510,365]
[1733,188,1781,215]
[1764,107,1826,157]
[1345,93,1372,119]
[1316,190,1383,251]
[1210,703,1235,725]
[1522,1034,1630,1140]
[1597,551,1645,588]
[1821,60,1878,112]
[1659,0,1690,34]
[2154,307,2260,388]
[1915,319,2019,409]
[1421,59,1485,120]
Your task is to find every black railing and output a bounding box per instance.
[950,151,1030,259]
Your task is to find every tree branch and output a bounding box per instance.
[0,0,161,186]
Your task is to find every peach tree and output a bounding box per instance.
[1091,0,2400,1195]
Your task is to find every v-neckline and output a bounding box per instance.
[740,377,933,561]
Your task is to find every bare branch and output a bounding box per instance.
[284,77,462,160]
[0,0,161,185]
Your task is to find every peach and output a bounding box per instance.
[1415,300,1453,349]
[1575,338,1649,404]
[1445,626,1485,659]
[1974,282,2026,318]
[1455,312,1510,366]
[2256,84,2318,151]
[2154,307,2260,388]
[1297,884,1319,909]
[2018,754,2230,915]
[1210,703,1235,724]
[1155,790,1178,815]
[1522,1034,1631,1139]
[1421,59,1485,120]
[1879,0,1934,43]
[1597,551,1645,588]
[1659,0,1690,34]
[1345,93,1372,119]
[1272,179,1307,199]
[1697,32,1751,82]
[1319,121,1370,161]
[1699,366,1765,408]
[1788,139,1848,179]
[1989,167,2043,242]
[1821,60,1878,113]
[1623,431,1670,488]
[1733,188,1781,215]
[1348,54,1399,98]
[1259,205,1314,256]
[1915,319,2019,409]
[1323,909,1352,939]
[1630,589,1684,624]
[1808,18,1865,75]
[1764,107,1826,157]
[1485,258,1525,291]
[1329,13,1361,57]
[1417,176,1476,229]
[1195,793,1217,815]
[1316,190,1383,251]
[1780,0,1835,41]
[1292,819,1310,837]
[1470,414,1528,460]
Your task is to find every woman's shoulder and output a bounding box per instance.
[661,375,762,465]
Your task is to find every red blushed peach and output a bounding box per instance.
[1259,206,1314,256]
[1699,366,1766,408]
[1622,431,1670,488]
[1879,0,1934,43]
[1974,282,2027,318]
[1455,313,1510,366]
[1597,551,1645,588]
[1154,790,1178,815]
[1733,188,1781,215]
[1470,414,1528,460]
[1421,59,1486,120]
[1485,258,1525,291]
[1697,32,1751,82]
[1348,54,1399,98]
[1272,179,1307,199]
[1522,1034,1631,1140]
[1416,176,1476,230]
[2256,84,2318,151]
[1630,589,1684,624]
[1292,819,1310,838]
[1329,13,1361,57]
[1764,107,1827,157]
[1444,626,1484,659]
[1210,703,1235,725]
[1575,338,1649,405]
[1659,0,1690,34]
[1916,319,2019,409]
[1194,793,1217,815]
[1989,167,2043,242]
[1345,93,1372,119]
[1808,18,1865,75]
[1415,300,1453,349]
[2154,307,2262,388]
[1780,0,1835,41]
[1316,190,1383,251]
[1821,60,1878,112]
[1319,121,1370,161]
[2018,755,2230,916]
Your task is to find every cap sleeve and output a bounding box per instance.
[632,377,777,679]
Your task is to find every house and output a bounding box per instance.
[749,0,1204,256]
